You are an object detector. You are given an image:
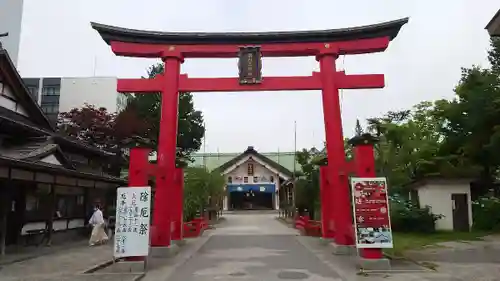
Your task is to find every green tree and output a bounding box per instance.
[295,147,323,219]
[132,63,205,166]
[437,66,500,190]
[488,37,500,74]
[183,167,225,221]
[354,119,364,136]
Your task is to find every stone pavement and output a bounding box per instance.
[0,241,139,281]
[159,211,345,281]
[146,211,500,281]
[399,236,500,281]
[4,212,500,281]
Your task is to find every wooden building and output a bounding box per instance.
[0,48,126,254]
[215,146,294,211]
[486,9,500,37]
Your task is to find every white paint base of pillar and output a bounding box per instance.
[357,257,391,271]
[150,244,180,258]
[329,243,357,255]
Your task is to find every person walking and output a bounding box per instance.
[88,205,108,246]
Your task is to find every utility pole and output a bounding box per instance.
[203,122,207,169]
[292,121,297,211]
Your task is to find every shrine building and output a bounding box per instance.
[208,146,295,211]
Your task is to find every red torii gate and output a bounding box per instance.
[92,18,408,262]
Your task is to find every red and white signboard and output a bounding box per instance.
[351,177,393,249]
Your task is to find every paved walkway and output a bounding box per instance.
[164,211,344,281]
[5,212,500,281]
[0,242,116,281]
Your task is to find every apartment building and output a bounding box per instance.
[23,77,129,124]
[0,0,24,67]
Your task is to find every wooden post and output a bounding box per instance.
[46,185,56,246]
[0,183,8,256]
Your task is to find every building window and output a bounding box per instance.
[243,177,248,183]
[41,104,59,114]
[270,176,275,183]
[227,176,232,183]
[247,163,254,176]
[42,86,60,96]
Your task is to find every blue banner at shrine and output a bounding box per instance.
[227,184,276,193]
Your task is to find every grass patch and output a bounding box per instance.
[385,231,488,257]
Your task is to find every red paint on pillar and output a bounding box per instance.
[319,166,335,239]
[171,168,184,241]
[317,51,354,246]
[127,147,151,261]
[151,53,183,247]
[128,148,151,186]
[353,143,383,259]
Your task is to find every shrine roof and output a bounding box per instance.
[213,146,294,178]
[91,18,409,45]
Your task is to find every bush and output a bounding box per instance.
[472,196,500,231]
[389,195,442,233]
[183,167,225,221]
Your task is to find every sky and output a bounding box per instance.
[16,0,499,153]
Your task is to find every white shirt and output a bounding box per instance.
[89,209,105,225]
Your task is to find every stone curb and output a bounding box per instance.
[81,258,119,274]
[382,252,436,271]
[0,254,39,266]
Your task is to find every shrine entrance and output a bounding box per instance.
[229,188,274,210]
[92,17,408,263]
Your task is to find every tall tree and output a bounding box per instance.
[437,66,500,187]
[58,103,149,149]
[354,119,364,136]
[58,102,151,175]
[488,37,500,74]
[132,63,205,166]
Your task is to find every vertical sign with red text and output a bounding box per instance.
[351,177,393,249]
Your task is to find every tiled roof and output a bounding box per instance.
[0,136,53,159]
[0,155,126,184]
[0,136,75,169]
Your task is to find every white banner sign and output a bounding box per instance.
[114,186,151,258]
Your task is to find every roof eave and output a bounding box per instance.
[0,155,126,184]
[0,50,55,131]
[91,17,409,46]
[486,9,500,37]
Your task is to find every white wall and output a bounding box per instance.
[416,182,473,231]
[224,158,280,210]
[0,0,24,67]
[40,154,62,165]
[59,77,123,113]
[0,82,28,116]
[226,159,279,186]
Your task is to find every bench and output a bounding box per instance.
[24,229,47,246]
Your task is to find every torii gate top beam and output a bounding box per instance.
[91,18,408,58]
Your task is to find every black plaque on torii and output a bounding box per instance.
[238,46,262,84]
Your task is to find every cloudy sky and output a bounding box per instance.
[17,0,498,153]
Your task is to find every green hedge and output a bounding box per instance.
[472,196,500,231]
[390,196,442,233]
